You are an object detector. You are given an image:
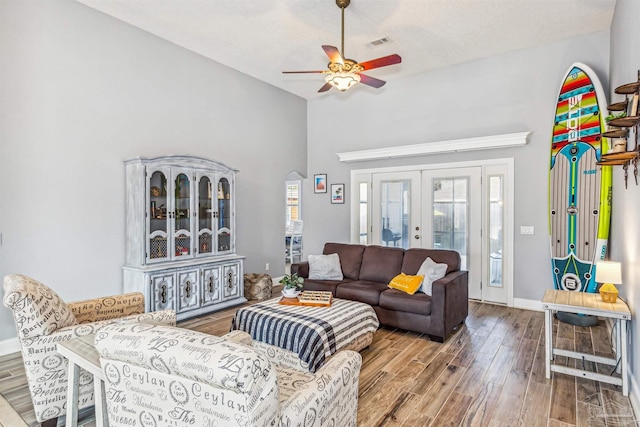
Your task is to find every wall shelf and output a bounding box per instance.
[601,71,640,188]
[607,101,628,111]
[608,116,640,127]
[603,129,629,138]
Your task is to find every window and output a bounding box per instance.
[286,180,301,230]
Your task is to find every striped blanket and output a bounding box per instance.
[230,298,379,372]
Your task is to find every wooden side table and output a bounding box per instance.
[57,334,108,427]
[542,289,631,396]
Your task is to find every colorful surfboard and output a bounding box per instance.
[549,63,612,293]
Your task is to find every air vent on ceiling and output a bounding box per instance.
[367,37,392,48]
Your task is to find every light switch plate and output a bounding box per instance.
[520,226,534,235]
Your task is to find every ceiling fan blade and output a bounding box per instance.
[318,82,333,93]
[282,70,326,74]
[359,73,386,89]
[357,54,402,71]
[322,45,344,64]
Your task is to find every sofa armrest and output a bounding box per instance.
[68,292,145,323]
[57,309,177,336]
[290,261,309,278]
[222,330,253,346]
[279,350,362,427]
[430,270,469,341]
[251,339,312,371]
[223,331,313,371]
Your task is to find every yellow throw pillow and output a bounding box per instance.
[388,273,424,295]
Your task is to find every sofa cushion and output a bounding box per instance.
[358,246,405,283]
[323,243,366,280]
[379,289,432,316]
[308,253,344,280]
[417,258,448,296]
[387,274,423,295]
[401,248,460,275]
[336,281,389,306]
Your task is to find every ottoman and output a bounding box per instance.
[230,297,379,372]
[243,273,273,300]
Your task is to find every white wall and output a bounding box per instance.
[305,31,610,302]
[0,0,307,340]
[608,0,640,408]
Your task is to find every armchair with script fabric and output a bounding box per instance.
[95,323,362,427]
[2,274,176,427]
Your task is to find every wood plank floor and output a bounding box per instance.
[0,298,637,426]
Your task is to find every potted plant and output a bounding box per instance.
[279,273,304,297]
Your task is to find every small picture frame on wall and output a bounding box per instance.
[314,174,327,193]
[331,183,345,204]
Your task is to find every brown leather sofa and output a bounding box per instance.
[291,242,468,342]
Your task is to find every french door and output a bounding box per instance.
[421,168,482,301]
[354,161,511,305]
[371,172,421,249]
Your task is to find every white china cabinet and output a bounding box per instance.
[123,156,245,320]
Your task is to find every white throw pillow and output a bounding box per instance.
[308,253,344,280]
[416,257,448,296]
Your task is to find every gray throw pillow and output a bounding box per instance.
[416,257,448,296]
[308,253,344,280]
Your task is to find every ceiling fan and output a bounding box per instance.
[282,0,402,93]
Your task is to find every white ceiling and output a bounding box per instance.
[75,0,616,100]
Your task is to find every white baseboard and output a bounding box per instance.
[513,297,543,311]
[0,337,20,357]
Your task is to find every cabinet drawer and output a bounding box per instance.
[150,273,176,312]
[177,269,200,313]
[222,262,241,299]
[201,266,222,307]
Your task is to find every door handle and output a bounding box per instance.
[415,235,420,239]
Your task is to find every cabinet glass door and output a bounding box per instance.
[148,170,169,262]
[217,176,232,253]
[173,172,193,259]
[197,174,214,257]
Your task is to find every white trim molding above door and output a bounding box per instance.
[337,132,529,162]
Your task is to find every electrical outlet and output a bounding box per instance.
[520,226,534,235]
[265,263,270,271]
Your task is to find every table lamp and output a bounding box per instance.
[595,261,622,303]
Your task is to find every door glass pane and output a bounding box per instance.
[359,182,368,244]
[286,181,301,229]
[174,173,191,257]
[489,175,503,287]
[380,180,409,248]
[433,177,468,269]
[198,176,213,254]
[149,171,168,259]
[217,177,231,251]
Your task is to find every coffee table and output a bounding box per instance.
[231,297,379,372]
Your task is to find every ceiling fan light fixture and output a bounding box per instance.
[325,71,360,91]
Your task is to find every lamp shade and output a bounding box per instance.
[325,72,360,92]
[595,261,622,284]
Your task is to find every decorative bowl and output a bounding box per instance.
[282,289,301,298]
